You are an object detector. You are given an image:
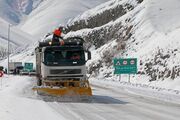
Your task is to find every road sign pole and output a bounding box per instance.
[128,74,130,83]
[7,24,10,75]
[119,75,121,81]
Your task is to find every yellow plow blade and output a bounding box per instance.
[33,87,92,96]
[32,80,92,97]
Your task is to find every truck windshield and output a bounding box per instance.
[44,50,85,66]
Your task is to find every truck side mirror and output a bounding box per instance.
[88,51,91,60]
[39,48,42,52]
[35,47,42,53]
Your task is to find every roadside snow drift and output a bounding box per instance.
[0,75,66,120]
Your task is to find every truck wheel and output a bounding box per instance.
[37,79,42,86]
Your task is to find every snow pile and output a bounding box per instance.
[0,75,66,120]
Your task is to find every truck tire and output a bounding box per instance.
[37,79,42,86]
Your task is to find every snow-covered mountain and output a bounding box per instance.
[1,2,180,119]
[0,17,36,60]
[64,0,180,89]
[0,0,111,59]
[0,0,110,65]
[1,0,180,90]
[0,0,42,24]
[19,0,110,38]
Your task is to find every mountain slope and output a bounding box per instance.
[0,0,110,67]
[64,0,180,90]
[19,0,110,38]
[0,18,36,59]
[1,0,180,90]
[0,0,42,24]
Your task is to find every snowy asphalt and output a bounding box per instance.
[0,75,180,120]
[47,84,180,120]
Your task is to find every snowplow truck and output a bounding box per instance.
[34,37,92,99]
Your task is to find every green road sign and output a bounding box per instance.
[113,58,137,74]
[24,63,33,72]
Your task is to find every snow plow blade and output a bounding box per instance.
[32,80,92,100]
[33,86,92,96]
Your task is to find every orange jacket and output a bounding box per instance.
[53,29,62,36]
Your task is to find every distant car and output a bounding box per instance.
[20,70,29,75]
[29,70,36,76]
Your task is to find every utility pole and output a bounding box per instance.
[7,24,11,75]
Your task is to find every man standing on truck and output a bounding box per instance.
[52,26,65,45]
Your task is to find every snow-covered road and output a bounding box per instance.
[48,84,180,120]
[0,75,180,120]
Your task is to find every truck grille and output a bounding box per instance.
[50,69,81,74]
[47,76,83,80]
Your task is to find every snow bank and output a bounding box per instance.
[0,75,66,120]
[90,77,180,104]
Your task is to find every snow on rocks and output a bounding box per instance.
[66,0,180,91]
